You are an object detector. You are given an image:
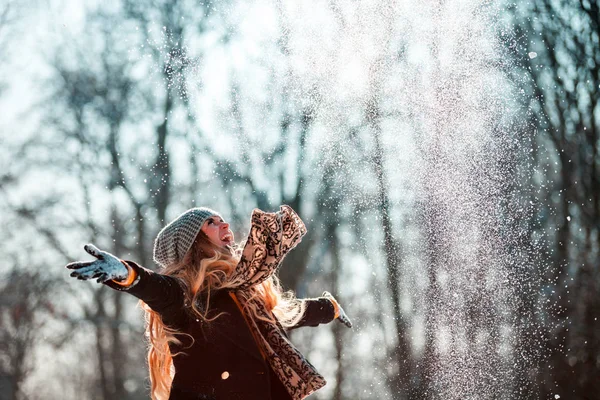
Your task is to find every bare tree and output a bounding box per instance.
[512,1,600,397]
[210,38,322,294]
[23,2,232,397]
[0,267,58,400]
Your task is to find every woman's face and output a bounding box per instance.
[201,216,234,247]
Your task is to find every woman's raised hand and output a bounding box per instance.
[323,291,353,329]
[66,244,129,284]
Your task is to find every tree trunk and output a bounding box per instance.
[366,96,410,399]
[110,205,127,400]
[93,290,112,400]
[153,93,173,225]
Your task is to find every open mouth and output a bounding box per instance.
[221,233,233,243]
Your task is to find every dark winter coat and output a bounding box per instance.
[105,260,336,400]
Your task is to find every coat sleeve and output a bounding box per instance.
[230,205,307,290]
[288,297,336,330]
[103,260,188,327]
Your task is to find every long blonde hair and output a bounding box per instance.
[142,230,304,400]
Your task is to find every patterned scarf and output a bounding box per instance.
[229,205,326,400]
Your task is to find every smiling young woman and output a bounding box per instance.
[66,205,352,400]
[202,215,235,246]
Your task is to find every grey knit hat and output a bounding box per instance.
[153,207,222,268]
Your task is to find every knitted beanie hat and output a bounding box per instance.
[153,207,222,269]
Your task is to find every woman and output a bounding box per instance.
[66,205,352,400]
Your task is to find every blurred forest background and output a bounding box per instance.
[0,0,598,399]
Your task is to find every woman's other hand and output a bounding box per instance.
[322,291,353,328]
[66,244,129,283]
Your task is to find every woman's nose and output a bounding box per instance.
[221,222,230,230]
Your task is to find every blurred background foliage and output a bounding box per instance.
[0,0,598,399]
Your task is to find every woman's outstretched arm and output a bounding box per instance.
[66,244,188,325]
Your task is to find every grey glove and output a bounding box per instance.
[323,291,352,328]
[66,244,129,284]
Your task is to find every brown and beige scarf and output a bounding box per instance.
[228,205,326,400]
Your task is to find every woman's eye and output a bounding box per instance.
[208,219,214,225]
